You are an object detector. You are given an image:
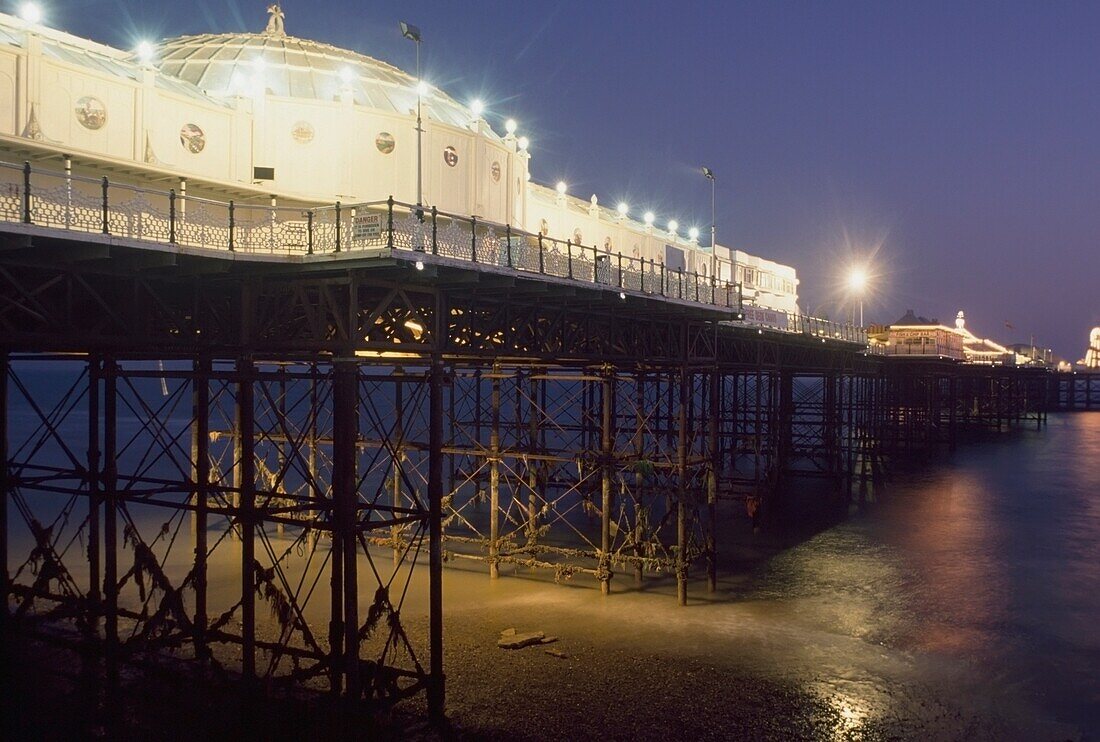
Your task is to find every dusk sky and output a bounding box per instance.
[50,0,1099,358]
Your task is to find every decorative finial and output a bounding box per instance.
[264,4,286,36]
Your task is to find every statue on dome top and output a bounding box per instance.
[264,4,286,37]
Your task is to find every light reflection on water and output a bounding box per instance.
[733,413,1100,735]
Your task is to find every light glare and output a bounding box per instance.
[848,267,868,292]
[517,136,529,150]
[136,40,155,63]
[688,227,700,240]
[643,211,655,225]
[616,202,629,216]
[668,219,679,233]
[504,118,517,134]
[556,181,567,195]
[20,2,42,24]
[470,99,484,117]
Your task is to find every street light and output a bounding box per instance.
[20,2,42,24]
[400,21,423,208]
[702,166,716,279]
[847,267,868,326]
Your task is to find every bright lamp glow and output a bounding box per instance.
[848,267,868,292]
[470,99,484,117]
[504,118,517,134]
[688,227,700,240]
[20,2,42,24]
[616,202,629,217]
[556,181,567,195]
[668,219,679,233]
[517,136,529,150]
[417,81,430,96]
[643,211,655,225]
[136,40,155,64]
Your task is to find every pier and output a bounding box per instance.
[0,160,1065,717]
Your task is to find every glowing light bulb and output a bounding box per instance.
[470,99,484,117]
[848,267,868,292]
[688,227,700,240]
[517,136,529,150]
[415,260,425,271]
[136,40,154,64]
[556,181,567,195]
[616,202,629,217]
[668,219,679,233]
[504,118,517,135]
[643,211,655,225]
[20,2,42,24]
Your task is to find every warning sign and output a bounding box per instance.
[353,212,383,241]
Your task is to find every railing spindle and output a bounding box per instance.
[387,196,394,250]
[101,177,109,234]
[307,210,314,255]
[22,161,31,224]
[335,201,342,253]
[431,206,438,255]
[169,189,176,244]
[228,200,235,251]
[470,217,478,262]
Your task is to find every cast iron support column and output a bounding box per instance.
[103,357,118,685]
[427,329,446,722]
[599,367,613,595]
[392,368,404,564]
[676,366,689,607]
[525,369,540,546]
[633,372,646,586]
[192,357,210,659]
[489,364,501,579]
[86,356,101,627]
[333,361,361,699]
[707,366,719,593]
[0,351,8,621]
[237,357,256,681]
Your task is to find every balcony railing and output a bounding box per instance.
[0,159,867,345]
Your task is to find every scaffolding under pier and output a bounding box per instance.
[0,176,1055,716]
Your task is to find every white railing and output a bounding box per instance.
[0,159,868,345]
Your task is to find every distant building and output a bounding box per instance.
[878,309,965,360]
[953,311,1013,365]
[1081,328,1100,369]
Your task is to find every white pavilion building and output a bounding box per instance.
[0,4,800,314]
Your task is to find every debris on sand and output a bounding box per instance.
[544,648,568,659]
[497,630,545,649]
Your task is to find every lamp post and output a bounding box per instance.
[400,22,423,208]
[847,267,868,327]
[702,167,716,279]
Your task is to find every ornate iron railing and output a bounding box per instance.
[0,159,868,344]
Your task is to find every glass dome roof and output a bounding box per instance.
[152,21,489,134]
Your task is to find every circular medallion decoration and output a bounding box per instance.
[491,161,501,182]
[291,120,315,144]
[179,123,206,154]
[75,96,107,130]
[375,132,395,154]
[443,146,458,167]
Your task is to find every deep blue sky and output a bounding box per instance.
[43,0,1100,358]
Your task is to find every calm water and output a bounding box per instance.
[733,412,1100,734]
